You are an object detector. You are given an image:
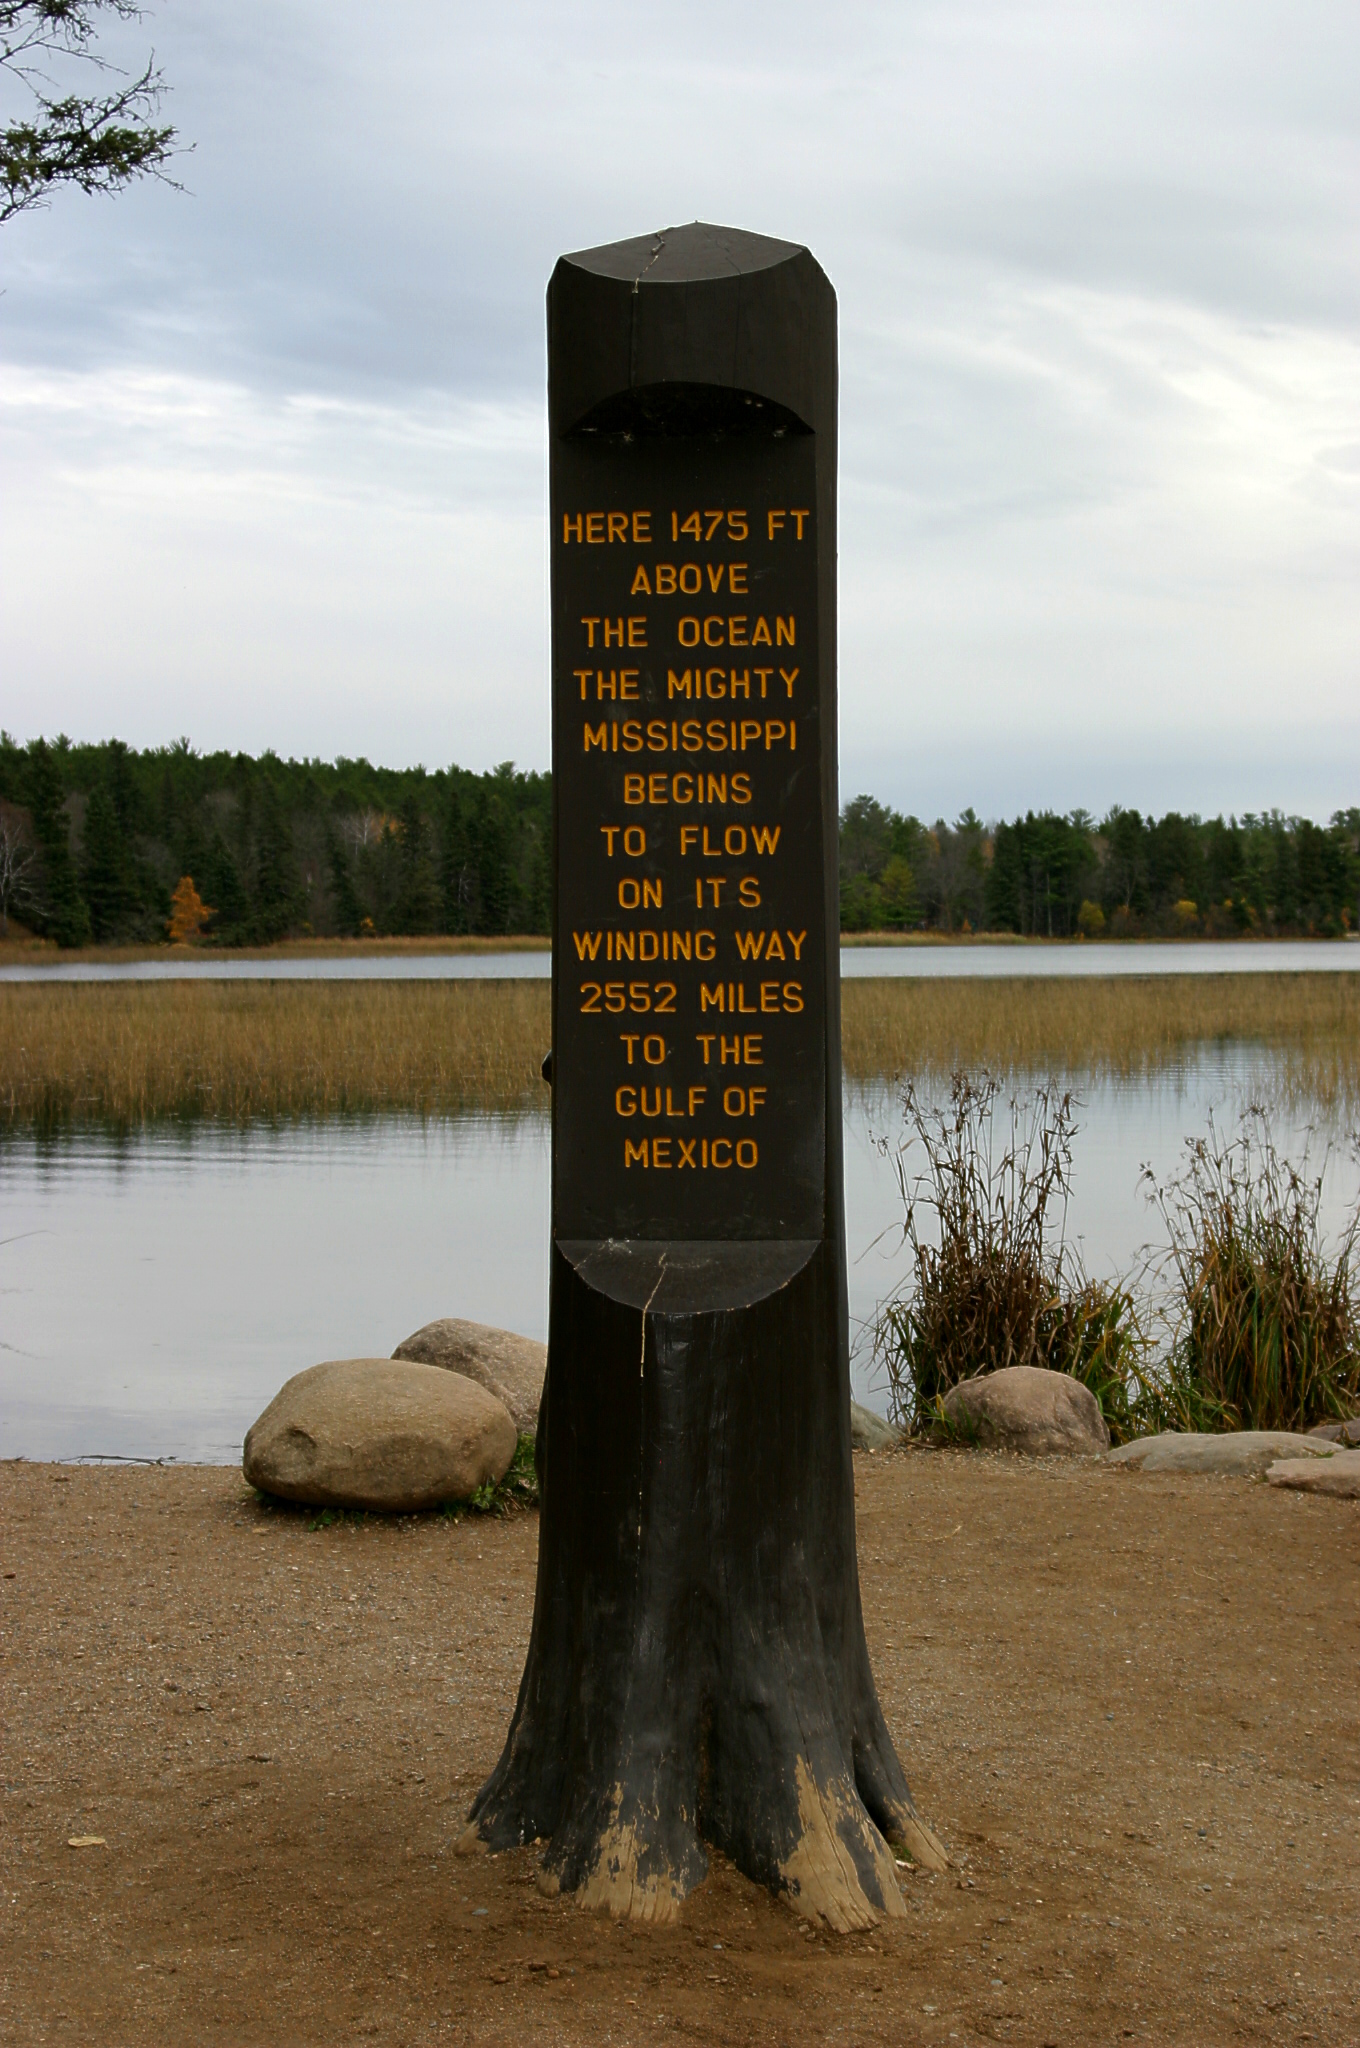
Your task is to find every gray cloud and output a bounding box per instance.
[2,0,1357,814]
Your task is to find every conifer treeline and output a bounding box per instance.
[1,736,1356,945]
[0,736,549,946]
[839,798,1360,938]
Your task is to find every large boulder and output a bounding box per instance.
[243,1358,517,1512]
[1267,1448,1360,1498]
[393,1318,545,1436]
[851,1401,902,1451]
[1106,1430,1333,1479]
[940,1365,1109,1455]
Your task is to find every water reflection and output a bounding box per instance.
[3,1052,1356,1462]
[2,1117,549,1464]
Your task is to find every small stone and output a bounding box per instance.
[1266,1448,1360,1498]
[1306,1418,1360,1447]
[242,1359,516,1512]
[941,1366,1109,1456]
[1106,1431,1335,1478]
[393,1319,545,1436]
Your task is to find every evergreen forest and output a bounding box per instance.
[838,797,1360,940]
[1,735,1356,947]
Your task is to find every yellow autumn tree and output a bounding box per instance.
[166,875,214,945]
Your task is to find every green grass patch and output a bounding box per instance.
[441,1435,540,1519]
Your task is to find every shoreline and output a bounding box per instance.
[0,932,553,968]
[3,928,1355,969]
[3,1452,1354,2044]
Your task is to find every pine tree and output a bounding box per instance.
[104,738,140,835]
[440,789,474,933]
[393,793,442,935]
[28,738,90,947]
[80,780,134,940]
[526,826,550,934]
[325,824,364,937]
[252,779,299,941]
[177,808,209,895]
[472,789,516,934]
[200,833,251,944]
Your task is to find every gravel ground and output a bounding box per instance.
[2,1447,1357,2046]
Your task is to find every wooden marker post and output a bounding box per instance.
[466,223,945,1928]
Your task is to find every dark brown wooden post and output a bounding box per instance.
[464,222,945,1928]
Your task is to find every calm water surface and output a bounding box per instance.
[3,939,1357,982]
[5,1053,1355,1463]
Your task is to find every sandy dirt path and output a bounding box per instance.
[2,1448,1356,2046]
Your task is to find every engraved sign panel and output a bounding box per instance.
[552,429,826,1241]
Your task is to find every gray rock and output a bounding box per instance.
[940,1365,1110,1456]
[393,1318,545,1436]
[1267,1448,1360,1498]
[1106,1430,1334,1478]
[1307,1418,1360,1446]
[851,1402,902,1451]
[243,1358,517,1512]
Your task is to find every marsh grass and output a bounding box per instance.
[0,979,551,1127]
[873,1077,1151,1441]
[3,969,1358,1128]
[841,972,1360,1121]
[1144,1111,1360,1432]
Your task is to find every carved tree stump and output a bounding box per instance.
[462,224,945,1930]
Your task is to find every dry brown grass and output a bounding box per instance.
[841,971,1360,1119]
[3,970,1357,1127]
[0,933,551,968]
[0,979,551,1125]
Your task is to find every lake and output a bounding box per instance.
[4,1050,1355,1464]
[2,938,1358,982]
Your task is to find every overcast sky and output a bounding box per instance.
[2,0,1357,820]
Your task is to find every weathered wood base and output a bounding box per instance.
[465,1239,946,1930]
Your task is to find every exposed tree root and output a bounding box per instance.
[574,1807,692,1923]
[777,1759,906,1931]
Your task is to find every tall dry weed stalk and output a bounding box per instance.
[1143,1110,1360,1432]
[874,1076,1148,1439]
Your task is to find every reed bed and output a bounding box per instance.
[0,980,552,1126]
[841,971,1360,1121]
[2,970,1358,1128]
